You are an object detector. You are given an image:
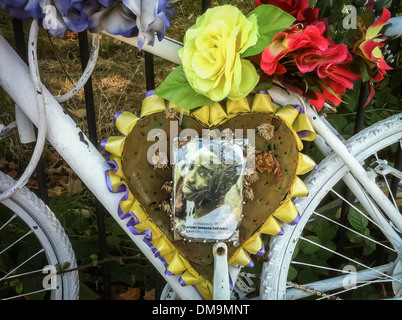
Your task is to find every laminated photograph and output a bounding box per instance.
[172,138,247,242]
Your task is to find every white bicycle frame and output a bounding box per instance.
[0,26,401,299]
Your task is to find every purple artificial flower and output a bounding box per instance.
[0,0,32,20]
[0,0,105,36]
[40,0,103,36]
[0,0,178,46]
[89,0,178,50]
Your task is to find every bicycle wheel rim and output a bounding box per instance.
[262,113,402,300]
[0,172,79,300]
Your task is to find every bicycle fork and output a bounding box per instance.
[213,242,231,299]
[306,105,402,255]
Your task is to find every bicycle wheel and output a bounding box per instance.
[0,171,79,300]
[261,113,402,300]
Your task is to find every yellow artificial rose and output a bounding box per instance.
[179,5,260,102]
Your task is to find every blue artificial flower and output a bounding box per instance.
[89,0,178,50]
[0,0,104,36]
[0,0,178,45]
[97,0,114,7]
[382,16,402,38]
[0,0,32,20]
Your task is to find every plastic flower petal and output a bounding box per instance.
[366,8,391,40]
[97,0,115,7]
[354,9,392,82]
[382,16,402,38]
[179,5,259,102]
[261,21,360,110]
[360,38,392,81]
[255,0,319,26]
[89,3,138,37]
[261,22,329,75]
[1,0,177,46]
[89,0,176,50]
[0,0,32,19]
[1,0,104,36]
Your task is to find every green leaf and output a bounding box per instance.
[317,240,336,261]
[297,266,320,284]
[90,253,98,267]
[300,235,321,255]
[346,230,364,244]
[253,80,273,92]
[359,58,370,83]
[342,89,360,112]
[287,266,298,281]
[10,279,23,294]
[154,65,215,110]
[327,113,348,132]
[241,4,295,58]
[63,262,71,270]
[311,219,337,242]
[348,208,368,232]
[363,228,376,256]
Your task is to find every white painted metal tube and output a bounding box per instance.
[213,242,230,300]
[103,32,183,64]
[15,104,36,144]
[0,34,201,300]
[0,21,47,201]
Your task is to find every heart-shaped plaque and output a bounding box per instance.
[102,90,316,299]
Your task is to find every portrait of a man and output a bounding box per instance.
[172,139,246,241]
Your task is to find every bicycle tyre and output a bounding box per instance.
[0,171,79,300]
[261,113,402,300]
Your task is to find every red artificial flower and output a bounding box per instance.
[261,22,328,75]
[255,0,320,26]
[293,40,350,73]
[260,22,361,110]
[317,61,361,91]
[354,9,392,82]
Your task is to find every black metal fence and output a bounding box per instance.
[9,0,213,300]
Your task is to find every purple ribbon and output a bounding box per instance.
[100,90,314,298]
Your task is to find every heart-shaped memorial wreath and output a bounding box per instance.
[101,90,316,299]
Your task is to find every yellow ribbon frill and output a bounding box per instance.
[102,90,318,297]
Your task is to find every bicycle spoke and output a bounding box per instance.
[0,268,50,300]
[286,262,396,300]
[330,186,402,248]
[0,172,79,300]
[330,189,379,227]
[2,288,51,301]
[316,277,397,300]
[262,113,402,300]
[0,268,45,282]
[0,213,17,231]
[287,158,402,299]
[313,211,396,253]
[298,236,402,285]
[291,261,350,274]
[0,249,45,281]
[0,229,34,255]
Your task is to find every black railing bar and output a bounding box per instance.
[78,31,111,300]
